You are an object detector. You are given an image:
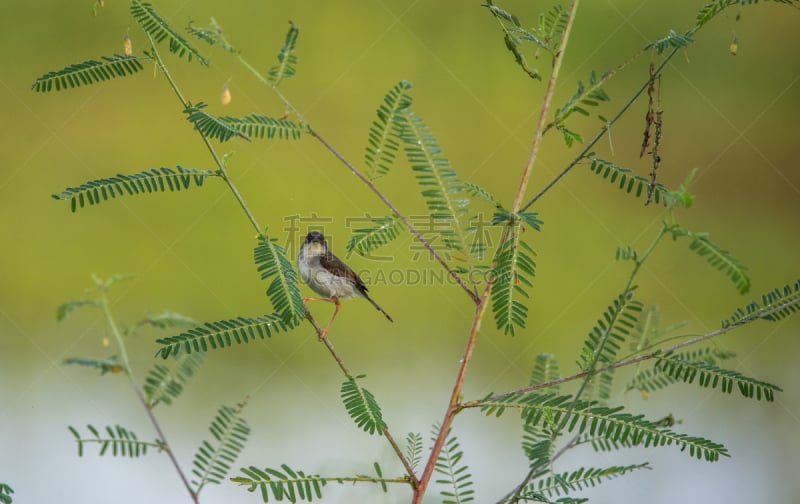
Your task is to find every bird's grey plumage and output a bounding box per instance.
[297,231,393,322]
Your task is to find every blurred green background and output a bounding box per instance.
[1,0,798,502]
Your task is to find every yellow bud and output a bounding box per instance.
[729,37,738,56]
[123,32,133,57]
[221,84,232,105]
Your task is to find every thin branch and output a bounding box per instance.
[465,294,799,407]
[147,35,264,237]
[521,44,681,211]
[512,0,579,213]
[304,308,419,488]
[96,278,198,503]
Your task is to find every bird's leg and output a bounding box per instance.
[318,297,342,340]
[303,296,337,304]
[303,297,337,339]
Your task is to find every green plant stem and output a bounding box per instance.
[237,54,480,304]
[511,0,579,213]
[97,279,133,380]
[147,35,264,237]
[413,282,492,503]
[96,278,198,503]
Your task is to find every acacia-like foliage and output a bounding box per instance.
[579,292,643,368]
[184,102,303,143]
[191,404,251,493]
[646,30,694,54]
[553,70,611,128]
[696,0,799,29]
[345,215,403,257]
[155,314,288,358]
[484,1,567,80]
[490,211,541,336]
[723,280,800,327]
[130,0,207,65]
[433,428,475,504]
[31,55,145,93]
[56,299,102,321]
[68,424,164,458]
[0,483,12,504]
[650,354,781,401]
[143,351,206,408]
[401,112,472,257]
[627,347,733,394]
[233,464,326,502]
[670,228,751,294]
[254,236,306,327]
[341,376,387,435]
[365,80,413,178]
[405,432,424,473]
[479,393,729,462]
[586,158,669,205]
[134,310,198,331]
[52,166,218,213]
[463,181,501,207]
[64,356,125,375]
[269,22,299,86]
[187,18,238,53]
[523,463,650,501]
[521,356,560,472]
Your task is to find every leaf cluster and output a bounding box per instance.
[0,483,13,504]
[31,55,145,93]
[433,428,475,504]
[365,80,413,179]
[480,393,729,461]
[491,225,538,336]
[341,376,387,435]
[586,158,669,206]
[68,424,164,458]
[723,280,800,327]
[524,463,650,501]
[345,215,403,257]
[184,102,303,143]
[52,166,218,213]
[131,0,207,65]
[578,292,643,369]
[155,313,289,358]
[254,236,306,328]
[192,404,251,491]
[233,465,326,502]
[143,352,207,408]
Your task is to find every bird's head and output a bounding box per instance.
[303,231,328,256]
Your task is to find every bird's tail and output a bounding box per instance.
[366,295,393,322]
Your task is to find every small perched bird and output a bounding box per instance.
[297,231,393,324]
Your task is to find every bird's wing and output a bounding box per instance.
[321,252,369,294]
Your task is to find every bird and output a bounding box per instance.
[297,231,393,334]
